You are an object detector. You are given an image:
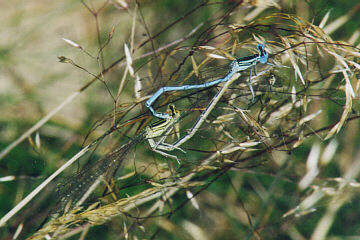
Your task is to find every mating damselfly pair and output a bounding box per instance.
[144,43,271,160]
[56,43,273,211]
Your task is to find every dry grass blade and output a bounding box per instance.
[325,70,353,140]
[281,37,305,85]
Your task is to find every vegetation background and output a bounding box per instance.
[1,0,360,239]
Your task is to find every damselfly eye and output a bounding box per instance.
[257,44,265,56]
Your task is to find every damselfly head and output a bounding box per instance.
[168,104,180,118]
[257,44,268,64]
